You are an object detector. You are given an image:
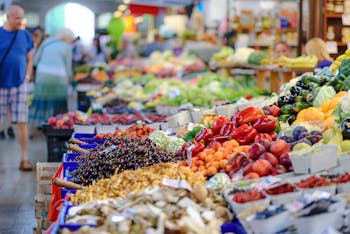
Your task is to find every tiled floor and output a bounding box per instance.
[0,134,46,234]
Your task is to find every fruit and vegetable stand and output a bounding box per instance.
[42,50,350,234]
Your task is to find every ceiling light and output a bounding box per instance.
[118,4,127,11]
[114,11,123,18]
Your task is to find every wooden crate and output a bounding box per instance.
[37,217,52,232]
[37,181,52,195]
[35,194,51,219]
[36,162,60,182]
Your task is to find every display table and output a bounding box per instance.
[211,63,315,93]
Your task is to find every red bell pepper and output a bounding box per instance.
[211,116,229,134]
[254,133,272,143]
[231,107,262,127]
[220,122,235,136]
[195,128,214,145]
[253,115,276,133]
[231,124,257,145]
[190,142,206,156]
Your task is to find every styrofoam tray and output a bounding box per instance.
[336,152,350,173]
[336,182,350,194]
[214,103,238,117]
[248,210,291,234]
[73,124,96,134]
[167,110,192,128]
[265,190,301,206]
[293,211,342,234]
[289,145,338,174]
[95,124,117,134]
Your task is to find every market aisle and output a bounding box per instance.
[0,136,46,234]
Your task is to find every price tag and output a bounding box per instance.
[162,178,193,191]
[342,14,350,25]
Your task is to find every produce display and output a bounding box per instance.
[71,138,182,185]
[70,163,206,204]
[63,185,228,234]
[52,49,350,234]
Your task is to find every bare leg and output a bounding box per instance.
[17,122,28,161]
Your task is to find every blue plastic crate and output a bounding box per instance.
[77,138,106,145]
[63,153,82,163]
[79,143,98,149]
[62,188,77,200]
[58,205,95,231]
[63,164,79,178]
[71,133,95,139]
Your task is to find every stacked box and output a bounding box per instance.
[35,162,60,234]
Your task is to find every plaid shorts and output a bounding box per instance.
[0,82,28,123]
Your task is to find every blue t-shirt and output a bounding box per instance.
[0,27,33,88]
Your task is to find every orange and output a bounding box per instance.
[230,140,239,147]
[203,148,215,155]
[222,141,232,148]
[205,154,214,163]
[180,161,187,167]
[213,152,224,161]
[195,160,205,167]
[198,166,206,171]
[205,162,212,169]
[225,154,233,160]
[217,147,228,155]
[213,142,222,151]
[211,161,220,170]
[219,159,228,169]
[191,166,198,172]
[198,152,206,161]
[224,145,234,153]
[198,168,207,176]
[207,166,218,176]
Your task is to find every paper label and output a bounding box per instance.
[326,41,338,54]
[162,178,193,191]
[342,14,350,25]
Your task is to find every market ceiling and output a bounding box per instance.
[11,0,193,14]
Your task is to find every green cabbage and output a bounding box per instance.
[312,85,336,108]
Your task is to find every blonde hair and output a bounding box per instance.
[305,37,333,62]
[56,28,75,43]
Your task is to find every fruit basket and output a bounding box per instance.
[289,145,338,174]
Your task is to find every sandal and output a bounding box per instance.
[19,160,33,171]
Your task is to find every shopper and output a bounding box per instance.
[29,28,74,134]
[142,34,165,57]
[305,37,333,69]
[119,36,138,59]
[31,26,46,58]
[274,41,291,58]
[88,36,107,64]
[0,5,34,170]
[72,36,84,68]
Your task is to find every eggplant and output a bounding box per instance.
[341,119,350,140]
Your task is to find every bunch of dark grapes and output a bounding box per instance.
[72,137,185,185]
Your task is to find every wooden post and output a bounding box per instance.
[256,69,266,89]
[282,71,294,84]
[270,70,280,93]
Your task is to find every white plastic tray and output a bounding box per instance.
[248,210,291,234]
[73,124,96,134]
[289,145,338,174]
[293,211,342,234]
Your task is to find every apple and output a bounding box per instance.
[243,172,260,180]
[255,139,271,151]
[56,119,64,128]
[259,152,278,167]
[252,159,273,177]
[269,140,290,158]
[48,117,56,126]
[269,105,281,117]
[248,143,266,160]
[269,132,278,141]
[271,164,288,175]
[243,162,254,176]
[279,153,292,168]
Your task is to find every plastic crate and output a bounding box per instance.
[79,143,98,150]
[71,133,95,139]
[62,188,77,200]
[42,124,74,137]
[46,136,69,162]
[59,205,95,231]
[64,164,79,179]
[63,153,82,172]
[76,138,106,145]
[77,91,91,112]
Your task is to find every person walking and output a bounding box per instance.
[0,5,34,171]
[29,28,74,131]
